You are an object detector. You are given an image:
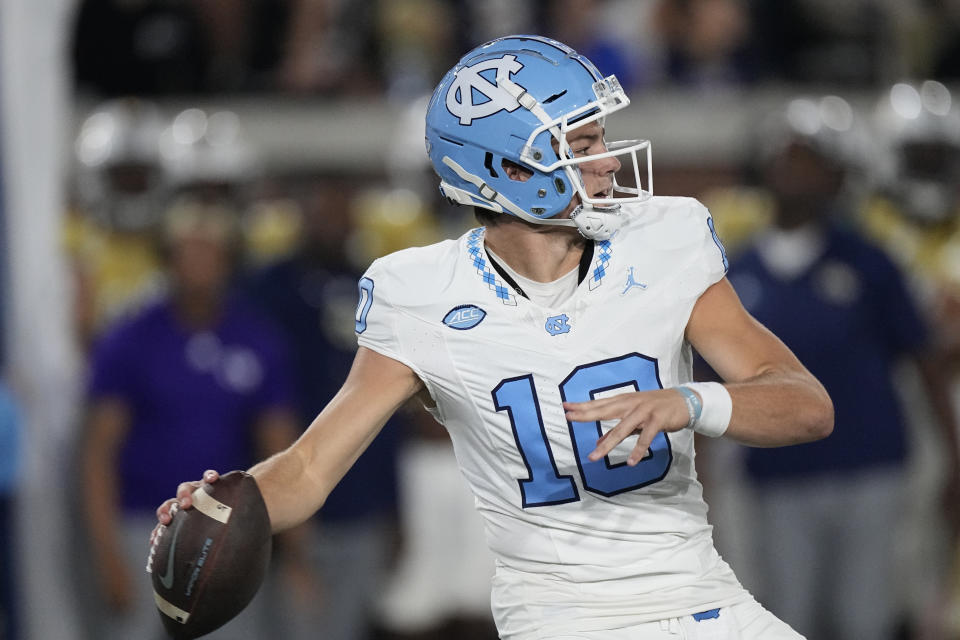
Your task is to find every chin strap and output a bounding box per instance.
[569,204,623,240]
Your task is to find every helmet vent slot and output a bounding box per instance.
[484,152,499,178]
[543,90,567,104]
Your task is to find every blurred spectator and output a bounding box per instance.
[860,82,960,635]
[191,0,288,92]
[654,0,757,87]
[542,0,637,89]
[457,0,535,46]
[870,80,960,229]
[863,81,960,359]
[727,96,960,639]
[594,0,665,90]
[79,202,303,640]
[67,102,260,351]
[244,176,405,640]
[277,0,381,95]
[160,107,261,194]
[66,98,170,350]
[0,381,22,640]
[375,0,455,101]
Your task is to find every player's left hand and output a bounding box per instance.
[563,389,691,466]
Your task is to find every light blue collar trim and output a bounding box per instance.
[588,238,612,290]
[465,228,518,306]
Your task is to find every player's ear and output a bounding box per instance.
[501,159,534,183]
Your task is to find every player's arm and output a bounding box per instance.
[564,278,833,463]
[159,346,423,533]
[683,277,834,446]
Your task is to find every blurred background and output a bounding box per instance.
[3,0,960,639]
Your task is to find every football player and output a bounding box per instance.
[156,35,833,639]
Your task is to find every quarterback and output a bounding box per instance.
[156,36,832,639]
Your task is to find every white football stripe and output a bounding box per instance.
[191,486,233,524]
[154,591,191,623]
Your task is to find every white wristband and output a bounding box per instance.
[681,382,732,438]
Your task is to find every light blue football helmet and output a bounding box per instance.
[425,35,652,240]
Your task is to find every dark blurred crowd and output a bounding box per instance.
[72,0,960,100]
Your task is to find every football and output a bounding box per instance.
[147,470,272,639]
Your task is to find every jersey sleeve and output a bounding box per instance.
[656,198,729,301]
[354,258,419,373]
[695,201,729,285]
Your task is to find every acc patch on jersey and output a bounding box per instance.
[443,304,486,330]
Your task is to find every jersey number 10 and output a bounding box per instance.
[492,353,673,508]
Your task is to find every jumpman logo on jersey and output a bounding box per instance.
[545,314,571,336]
[621,267,647,295]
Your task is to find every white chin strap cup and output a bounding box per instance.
[571,205,623,241]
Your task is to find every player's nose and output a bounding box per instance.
[589,148,620,175]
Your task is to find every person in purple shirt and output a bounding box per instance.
[80,202,302,640]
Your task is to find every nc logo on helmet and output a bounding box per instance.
[446,55,524,125]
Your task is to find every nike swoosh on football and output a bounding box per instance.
[158,515,186,590]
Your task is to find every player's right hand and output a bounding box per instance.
[563,389,691,466]
[154,469,219,528]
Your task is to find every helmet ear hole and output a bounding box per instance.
[501,159,534,183]
[555,177,567,194]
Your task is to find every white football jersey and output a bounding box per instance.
[356,196,750,636]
